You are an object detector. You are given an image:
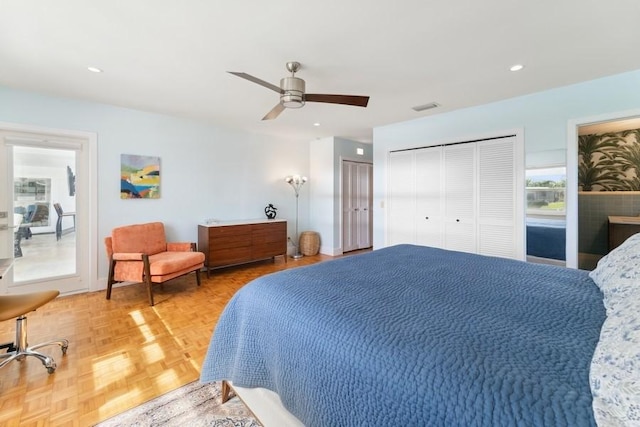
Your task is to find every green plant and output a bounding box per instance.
[578,133,627,191]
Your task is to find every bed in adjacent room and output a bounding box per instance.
[526,216,566,262]
[201,239,640,426]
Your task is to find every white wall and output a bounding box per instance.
[373,69,640,249]
[309,137,334,254]
[0,86,311,279]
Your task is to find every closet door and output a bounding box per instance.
[443,143,476,252]
[342,161,358,252]
[477,137,517,258]
[387,150,415,245]
[415,146,443,247]
[356,163,372,249]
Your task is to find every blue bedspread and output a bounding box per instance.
[201,244,605,426]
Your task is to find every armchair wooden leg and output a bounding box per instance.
[106,258,116,300]
[143,254,154,306]
[195,269,201,287]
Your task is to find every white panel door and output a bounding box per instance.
[387,151,415,245]
[415,146,443,248]
[342,161,358,252]
[443,143,476,252]
[356,163,372,249]
[477,137,518,258]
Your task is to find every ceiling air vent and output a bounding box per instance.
[412,102,440,112]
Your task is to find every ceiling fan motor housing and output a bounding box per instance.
[280,76,305,108]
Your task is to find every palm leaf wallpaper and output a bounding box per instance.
[578,129,640,191]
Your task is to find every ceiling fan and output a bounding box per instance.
[228,61,370,120]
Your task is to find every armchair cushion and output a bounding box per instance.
[148,251,204,277]
[167,242,194,252]
[111,222,167,255]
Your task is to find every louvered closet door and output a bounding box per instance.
[388,150,415,245]
[356,163,372,249]
[415,146,443,247]
[477,137,517,258]
[443,143,477,252]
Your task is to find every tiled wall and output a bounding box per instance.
[578,193,640,254]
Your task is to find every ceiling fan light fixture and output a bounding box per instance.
[229,61,370,120]
[282,92,305,108]
[280,76,305,108]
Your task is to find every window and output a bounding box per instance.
[526,167,566,215]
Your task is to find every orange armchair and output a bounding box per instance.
[105,222,205,306]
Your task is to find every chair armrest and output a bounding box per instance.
[167,242,196,252]
[112,252,145,261]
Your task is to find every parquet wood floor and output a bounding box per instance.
[0,253,334,426]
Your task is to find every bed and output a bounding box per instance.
[526,216,566,261]
[201,240,640,426]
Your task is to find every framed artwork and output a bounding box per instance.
[120,154,160,199]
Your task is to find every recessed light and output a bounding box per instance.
[313,122,320,127]
[412,102,440,112]
[87,67,103,73]
[510,64,524,72]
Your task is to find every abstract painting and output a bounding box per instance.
[121,154,160,199]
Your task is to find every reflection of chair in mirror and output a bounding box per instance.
[53,203,75,241]
[25,202,49,227]
[13,213,24,258]
[0,290,69,374]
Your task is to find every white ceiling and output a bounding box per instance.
[1,0,640,143]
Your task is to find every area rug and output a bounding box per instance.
[95,381,261,427]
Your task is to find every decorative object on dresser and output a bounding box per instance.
[198,219,287,277]
[105,222,205,306]
[264,203,277,219]
[285,174,307,259]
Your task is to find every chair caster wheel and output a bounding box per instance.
[47,366,56,374]
[61,345,68,355]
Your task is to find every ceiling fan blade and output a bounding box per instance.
[262,103,285,120]
[228,72,282,93]
[305,94,369,107]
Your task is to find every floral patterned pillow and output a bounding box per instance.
[588,232,640,425]
[590,294,640,426]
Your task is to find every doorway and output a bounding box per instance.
[342,160,372,253]
[567,111,640,269]
[0,123,97,295]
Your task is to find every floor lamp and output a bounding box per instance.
[285,174,307,259]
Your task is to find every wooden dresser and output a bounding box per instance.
[198,219,287,276]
